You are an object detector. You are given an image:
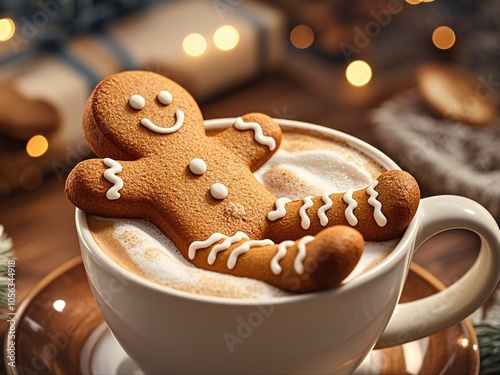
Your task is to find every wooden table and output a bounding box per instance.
[0,69,481,374]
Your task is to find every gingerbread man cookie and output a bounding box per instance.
[66,71,420,293]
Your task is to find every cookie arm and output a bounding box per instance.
[265,170,421,242]
[65,158,144,218]
[214,113,282,171]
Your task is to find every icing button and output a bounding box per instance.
[189,158,207,175]
[210,183,228,200]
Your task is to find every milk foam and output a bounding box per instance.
[89,129,398,299]
[254,149,374,199]
[111,218,288,298]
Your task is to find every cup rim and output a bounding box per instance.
[76,118,420,306]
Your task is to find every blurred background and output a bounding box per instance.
[0,0,498,211]
[0,1,499,374]
[0,0,498,201]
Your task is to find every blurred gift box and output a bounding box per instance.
[0,0,285,196]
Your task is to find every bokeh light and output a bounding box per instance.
[0,18,15,42]
[213,25,240,51]
[183,33,207,57]
[432,26,456,50]
[26,135,49,157]
[405,0,434,4]
[290,24,314,49]
[346,60,372,87]
[459,338,470,348]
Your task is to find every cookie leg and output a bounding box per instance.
[266,170,420,242]
[187,226,364,293]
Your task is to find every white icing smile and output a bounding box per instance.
[141,110,185,134]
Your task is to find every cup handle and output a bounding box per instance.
[376,195,500,348]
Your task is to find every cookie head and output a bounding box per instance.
[85,71,205,160]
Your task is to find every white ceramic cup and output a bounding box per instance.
[76,119,500,374]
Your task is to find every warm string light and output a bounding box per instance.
[183,25,240,57]
[26,135,49,157]
[213,25,240,51]
[346,60,372,87]
[404,1,454,50]
[432,26,456,50]
[22,134,47,191]
[183,33,207,57]
[288,24,370,86]
[290,24,314,49]
[405,0,435,4]
[0,18,15,42]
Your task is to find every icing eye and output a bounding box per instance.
[129,94,146,110]
[157,90,173,105]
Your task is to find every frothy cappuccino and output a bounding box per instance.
[87,125,399,299]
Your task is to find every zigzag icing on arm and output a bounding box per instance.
[343,188,358,226]
[318,193,333,226]
[207,232,249,265]
[234,117,276,151]
[188,233,228,260]
[227,239,275,269]
[103,158,123,200]
[294,236,315,274]
[299,196,314,230]
[267,197,292,221]
[270,240,294,275]
[367,180,387,227]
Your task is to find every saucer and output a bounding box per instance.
[5,257,479,374]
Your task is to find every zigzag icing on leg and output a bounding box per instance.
[299,196,314,229]
[366,180,387,227]
[268,197,292,221]
[318,193,333,226]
